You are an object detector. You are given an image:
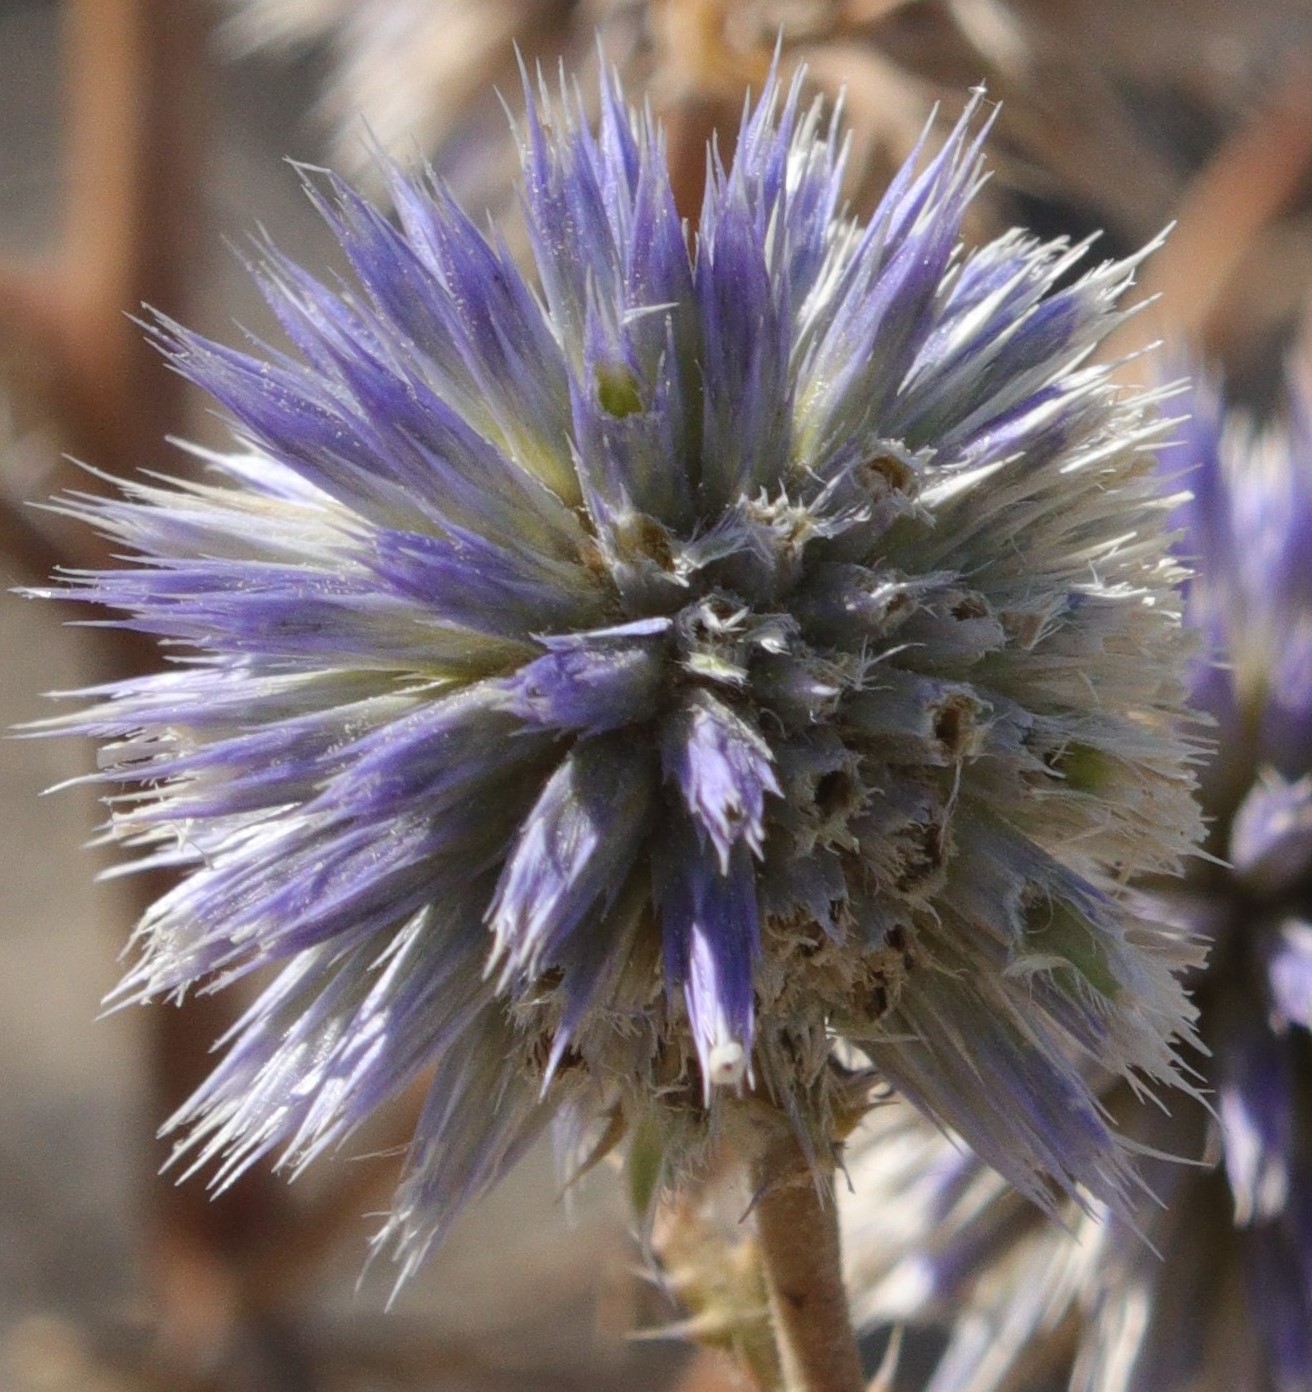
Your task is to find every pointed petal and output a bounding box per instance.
[654,822,759,1097]
[498,618,671,736]
[660,689,779,872]
[488,734,655,988]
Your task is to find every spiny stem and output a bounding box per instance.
[753,1135,864,1392]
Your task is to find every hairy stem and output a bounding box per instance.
[753,1136,864,1392]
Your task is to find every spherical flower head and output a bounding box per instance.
[842,374,1312,1392]
[42,67,1203,1279]
[1169,373,1312,783]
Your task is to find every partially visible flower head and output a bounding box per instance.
[843,373,1312,1392]
[42,67,1203,1277]
[1173,377,1312,783]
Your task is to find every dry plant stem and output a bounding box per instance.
[0,491,67,584]
[1157,55,1312,349]
[0,262,66,582]
[0,259,92,584]
[1112,54,1312,371]
[59,4,299,1385]
[753,1139,864,1392]
[62,0,204,473]
[247,1089,422,1298]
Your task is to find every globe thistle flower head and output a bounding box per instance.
[41,66,1204,1278]
[1168,375,1312,783]
[843,375,1312,1392]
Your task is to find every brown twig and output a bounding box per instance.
[49,6,308,1386]
[1111,52,1312,369]
[0,256,90,584]
[245,1094,420,1300]
[0,496,67,586]
[59,0,205,474]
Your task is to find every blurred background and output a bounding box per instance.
[3,2,1312,1390]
